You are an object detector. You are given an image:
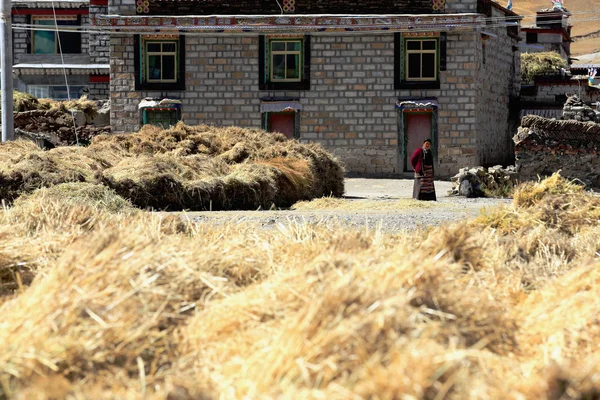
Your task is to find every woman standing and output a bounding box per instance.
[410,139,437,201]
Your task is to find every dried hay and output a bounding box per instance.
[10,183,135,233]
[0,174,599,397]
[0,140,41,172]
[12,91,47,112]
[521,51,567,82]
[512,172,584,208]
[0,148,103,204]
[90,122,344,203]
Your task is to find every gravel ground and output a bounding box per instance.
[185,178,511,233]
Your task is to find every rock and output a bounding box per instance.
[459,180,472,197]
[69,110,87,127]
[92,100,111,127]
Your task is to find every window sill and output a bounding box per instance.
[396,81,440,90]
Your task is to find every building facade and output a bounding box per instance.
[12,0,110,100]
[101,0,521,176]
[519,7,599,120]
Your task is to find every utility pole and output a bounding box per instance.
[0,0,13,142]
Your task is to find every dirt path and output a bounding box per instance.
[181,179,510,232]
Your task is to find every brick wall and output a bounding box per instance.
[89,5,110,64]
[12,15,28,61]
[110,31,516,176]
[476,6,521,166]
[522,81,600,105]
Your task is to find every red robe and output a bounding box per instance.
[410,147,425,175]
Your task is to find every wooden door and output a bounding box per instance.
[405,113,432,171]
[269,113,295,139]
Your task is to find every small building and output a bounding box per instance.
[519,6,599,120]
[100,0,522,176]
[520,8,571,60]
[12,0,110,100]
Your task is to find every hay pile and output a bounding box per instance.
[0,173,599,398]
[521,51,567,83]
[0,122,345,210]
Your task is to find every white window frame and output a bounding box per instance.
[144,40,178,84]
[405,39,438,82]
[27,84,84,100]
[269,39,303,83]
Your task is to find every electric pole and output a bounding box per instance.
[0,0,13,142]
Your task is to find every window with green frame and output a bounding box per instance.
[134,35,186,90]
[259,35,311,91]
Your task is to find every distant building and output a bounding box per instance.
[519,6,599,120]
[520,8,571,60]
[12,0,109,100]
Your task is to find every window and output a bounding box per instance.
[395,33,445,90]
[31,16,81,54]
[259,35,310,90]
[405,39,438,81]
[143,109,181,128]
[134,35,185,90]
[526,32,538,44]
[145,41,177,83]
[27,85,85,100]
[270,40,302,82]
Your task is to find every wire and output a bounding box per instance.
[51,0,80,146]
[274,0,283,15]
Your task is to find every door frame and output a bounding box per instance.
[397,101,438,173]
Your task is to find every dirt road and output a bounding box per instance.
[184,179,510,232]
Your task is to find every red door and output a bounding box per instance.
[405,113,432,171]
[269,113,295,139]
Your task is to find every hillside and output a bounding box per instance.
[513,0,600,60]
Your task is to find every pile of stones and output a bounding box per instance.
[449,165,519,198]
[562,95,598,122]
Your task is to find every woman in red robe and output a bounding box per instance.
[410,139,437,201]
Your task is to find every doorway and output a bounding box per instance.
[267,112,295,139]
[404,113,432,171]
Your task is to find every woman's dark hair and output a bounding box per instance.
[423,139,432,144]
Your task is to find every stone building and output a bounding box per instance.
[520,7,571,60]
[99,0,521,176]
[12,0,109,100]
[519,6,600,120]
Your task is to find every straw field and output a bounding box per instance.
[0,173,599,399]
[0,122,344,210]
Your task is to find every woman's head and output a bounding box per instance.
[423,139,432,150]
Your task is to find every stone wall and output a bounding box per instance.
[476,6,521,166]
[89,5,110,64]
[562,95,598,122]
[514,115,600,187]
[521,80,600,107]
